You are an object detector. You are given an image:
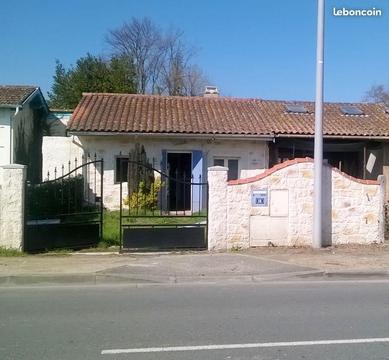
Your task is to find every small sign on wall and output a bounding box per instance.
[251,189,268,207]
[366,153,376,174]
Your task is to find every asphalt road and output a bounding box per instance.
[1,281,389,360]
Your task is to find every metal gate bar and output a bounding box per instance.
[24,155,104,252]
[119,158,208,251]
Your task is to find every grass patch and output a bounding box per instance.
[102,211,121,247]
[0,247,25,257]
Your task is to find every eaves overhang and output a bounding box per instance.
[67,131,274,141]
[275,133,389,140]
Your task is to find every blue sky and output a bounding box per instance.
[1,0,387,103]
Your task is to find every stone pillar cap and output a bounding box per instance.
[1,164,27,170]
[208,166,228,171]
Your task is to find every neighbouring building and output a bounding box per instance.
[42,92,389,209]
[0,85,48,182]
[45,109,73,136]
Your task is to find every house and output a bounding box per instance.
[267,101,389,182]
[42,92,389,209]
[0,85,49,182]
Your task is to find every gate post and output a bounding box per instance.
[0,164,27,251]
[207,166,228,251]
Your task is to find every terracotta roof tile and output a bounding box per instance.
[67,93,389,137]
[0,85,37,106]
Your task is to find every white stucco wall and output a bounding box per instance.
[0,108,12,166]
[208,158,385,250]
[43,135,269,209]
[0,164,26,250]
[42,136,83,180]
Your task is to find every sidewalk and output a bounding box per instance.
[1,244,389,286]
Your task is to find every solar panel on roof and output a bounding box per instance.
[340,106,364,115]
[285,104,308,113]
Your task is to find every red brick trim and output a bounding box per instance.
[228,157,380,185]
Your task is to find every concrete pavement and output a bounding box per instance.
[2,244,389,286]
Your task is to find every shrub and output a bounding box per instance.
[124,177,162,212]
[27,175,86,217]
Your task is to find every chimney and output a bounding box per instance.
[203,86,219,97]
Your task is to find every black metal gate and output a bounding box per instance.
[24,155,104,252]
[119,159,208,251]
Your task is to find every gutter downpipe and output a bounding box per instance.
[313,0,325,249]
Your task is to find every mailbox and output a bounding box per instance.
[251,189,268,207]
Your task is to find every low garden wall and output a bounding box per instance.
[208,158,385,250]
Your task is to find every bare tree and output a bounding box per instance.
[106,18,207,96]
[157,29,191,95]
[107,18,162,94]
[183,65,209,96]
[363,84,389,105]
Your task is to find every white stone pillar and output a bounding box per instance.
[0,164,27,251]
[207,166,228,251]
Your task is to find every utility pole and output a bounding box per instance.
[313,0,325,248]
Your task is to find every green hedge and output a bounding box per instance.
[27,175,86,218]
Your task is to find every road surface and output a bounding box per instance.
[1,281,389,359]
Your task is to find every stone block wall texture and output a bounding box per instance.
[0,164,26,250]
[208,166,228,250]
[208,158,385,250]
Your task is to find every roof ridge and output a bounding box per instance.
[81,92,263,102]
[0,85,37,89]
[80,93,384,106]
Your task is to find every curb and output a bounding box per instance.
[2,269,389,287]
[324,271,389,278]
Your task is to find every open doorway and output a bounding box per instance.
[167,152,192,211]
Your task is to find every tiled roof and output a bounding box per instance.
[67,93,389,138]
[0,85,38,106]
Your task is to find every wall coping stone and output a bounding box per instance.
[228,157,380,186]
[208,166,229,172]
[1,164,27,170]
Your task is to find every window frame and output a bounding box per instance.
[114,155,129,184]
[213,157,240,180]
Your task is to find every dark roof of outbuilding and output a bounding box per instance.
[0,85,38,106]
[67,93,389,138]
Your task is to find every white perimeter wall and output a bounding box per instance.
[42,135,269,209]
[208,158,385,250]
[42,136,83,180]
